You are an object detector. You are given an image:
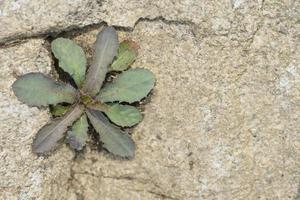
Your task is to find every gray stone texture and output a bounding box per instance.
[0,0,299,199]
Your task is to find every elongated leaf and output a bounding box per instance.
[66,114,89,150]
[97,68,155,103]
[86,109,135,158]
[12,73,77,106]
[110,40,139,71]
[50,104,71,117]
[83,26,119,96]
[105,104,142,127]
[86,101,109,112]
[51,38,87,87]
[32,105,84,154]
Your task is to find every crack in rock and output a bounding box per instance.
[0,15,196,48]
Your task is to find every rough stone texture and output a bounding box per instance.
[0,40,77,200]
[0,0,279,44]
[1,0,300,200]
[0,0,200,43]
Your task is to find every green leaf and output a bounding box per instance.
[50,104,71,117]
[86,101,109,112]
[66,114,89,150]
[97,68,155,103]
[110,40,139,71]
[105,104,142,127]
[12,73,78,107]
[86,109,135,158]
[32,105,84,154]
[83,26,119,96]
[51,38,87,87]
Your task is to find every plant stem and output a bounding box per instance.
[86,101,109,112]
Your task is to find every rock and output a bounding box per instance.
[0,0,102,44]
[0,40,74,199]
[0,0,267,44]
[0,0,300,200]
[69,16,300,199]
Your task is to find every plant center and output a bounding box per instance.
[79,91,109,112]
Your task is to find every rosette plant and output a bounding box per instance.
[12,26,155,158]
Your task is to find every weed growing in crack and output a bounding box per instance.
[12,26,156,158]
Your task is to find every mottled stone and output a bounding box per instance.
[68,16,300,199]
[0,40,74,200]
[0,0,270,44]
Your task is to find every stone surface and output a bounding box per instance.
[0,40,76,200]
[1,0,300,200]
[0,0,278,44]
